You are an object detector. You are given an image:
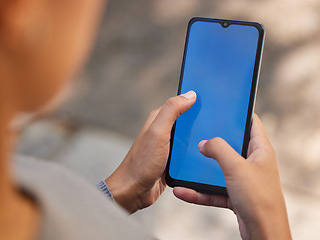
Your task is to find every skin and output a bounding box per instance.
[107,93,292,239]
[0,0,291,239]
[106,91,197,213]
[174,114,292,240]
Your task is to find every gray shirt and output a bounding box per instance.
[14,156,153,240]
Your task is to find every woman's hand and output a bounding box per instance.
[105,91,196,214]
[173,114,292,240]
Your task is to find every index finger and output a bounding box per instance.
[150,91,196,134]
[173,187,230,209]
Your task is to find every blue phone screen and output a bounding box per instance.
[169,20,260,187]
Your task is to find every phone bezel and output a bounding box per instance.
[165,17,265,196]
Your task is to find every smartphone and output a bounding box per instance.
[165,17,265,196]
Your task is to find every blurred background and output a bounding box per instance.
[16,0,320,239]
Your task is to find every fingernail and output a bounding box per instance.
[181,90,196,100]
[198,140,207,150]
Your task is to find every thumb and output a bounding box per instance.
[151,91,196,133]
[198,138,244,176]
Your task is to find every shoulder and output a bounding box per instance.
[14,155,153,240]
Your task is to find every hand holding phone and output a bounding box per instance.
[174,115,292,240]
[105,92,196,213]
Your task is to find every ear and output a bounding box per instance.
[0,0,49,55]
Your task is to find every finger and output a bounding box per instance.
[250,114,270,142]
[173,187,229,208]
[150,91,196,133]
[141,107,161,131]
[198,138,244,176]
[248,114,275,156]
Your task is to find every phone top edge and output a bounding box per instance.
[189,17,265,33]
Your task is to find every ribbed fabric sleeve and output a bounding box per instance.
[96,180,114,201]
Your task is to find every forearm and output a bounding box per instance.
[247,203,291,240]
[249,219,291,240]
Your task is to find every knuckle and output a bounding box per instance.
[164,97,179,109]
[147,125,161,139]
[213,137,224,144]
[208,137,224,149]
[148,108,159,118]
[203,137,224,156]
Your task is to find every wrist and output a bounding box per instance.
[247,204,291,240]
[105,164,144,214]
